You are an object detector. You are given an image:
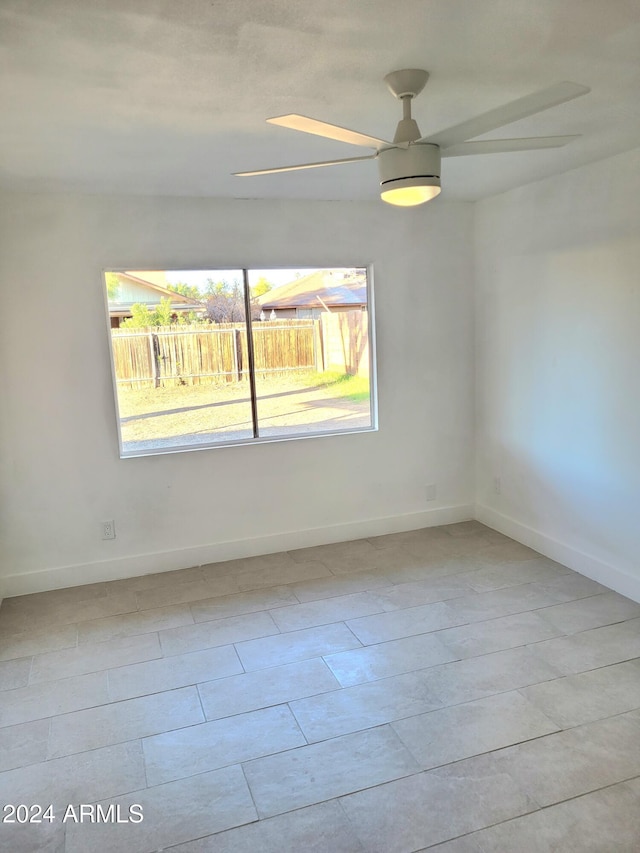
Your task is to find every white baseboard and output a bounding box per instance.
[1,504,474,598]
[476,503,640,604]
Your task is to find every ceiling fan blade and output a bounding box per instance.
[423,82,590,149]
[441,135,580,157]
[267,114,391,149]
[234,154,377,177]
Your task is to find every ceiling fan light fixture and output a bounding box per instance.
[378,143,441,207]
[237,72,589,207]
[380,177,441,206]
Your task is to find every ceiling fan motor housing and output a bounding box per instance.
[378,143,441,191]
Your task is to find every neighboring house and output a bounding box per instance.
[255,269,367,320]
[107,270,205,327]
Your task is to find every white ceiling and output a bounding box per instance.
[2,0,640,202]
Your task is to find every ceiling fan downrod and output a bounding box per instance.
[393,96,422,144]
[385,68,429,145]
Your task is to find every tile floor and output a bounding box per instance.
[1,521,640,852]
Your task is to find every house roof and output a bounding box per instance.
[256,270,366,310]
[108,272,205,315]
[121,272,204,306]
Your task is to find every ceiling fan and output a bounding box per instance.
[234,69,590,207]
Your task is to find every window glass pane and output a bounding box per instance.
[248,268,373,438]
[105,270,254,455]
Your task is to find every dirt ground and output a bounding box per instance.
[116,373,371,451]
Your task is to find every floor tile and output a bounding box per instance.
[0,718,49,772]
[0,582,108,614]
[106,564,206,593]
[29,632,162,683]
[0,591,138,632]
[536,591,640,634]
[77,603,195,644]
[167,800,365,853]
[465,540,541,563]
[367,526,451,551]
[531,617,640,675]
[269,592,385,632]
[494,710,640,806]
[235,623,361,671]
[235,560,333,590]
[47,685,204,758]
[1,524,638,853]
[198,658,340,720]
[202,551,300,577]
[445,584,570,624]
[339,752,537,852]
[143,704,306,785]
[370,575,476,610]
[0,624,77,663]
[423,532,498,558]
[324,632,457,687]
[289,570,394,603]
[191,586,298,622]
[425,836,485,852]
[321,544,429,576]
[0,820,66,853]
[396,538,474,563]
[532,571,610,600]
[135,575,241,611]
[107,644,242,701]
[0,655,31,690]
[457,558,569,593]
[346,601,465,645]
[447,777,640,852]
[376,553,472,584]
[288,538,380,565]
[520,658,640,728]
[0,671,109,727]
[0,741,145,811]
[290,670,443,742]
[64,765,257,853]
[421,647,562,707]
[158,610,279,656]
[391,690,559,769]
[243,725,420,818]
[443,521,488,538]
[435,610,562,659]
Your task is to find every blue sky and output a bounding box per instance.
[165,269,318,293]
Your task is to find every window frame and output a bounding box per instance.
[102,265,378,458]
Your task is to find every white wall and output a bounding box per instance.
[0,194,475,596]
[475,147,640,601]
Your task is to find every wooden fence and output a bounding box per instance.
[321,311,370,378]
[111,321,319,388]
[111,314,369,388]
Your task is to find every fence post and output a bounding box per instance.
[231,328,239,381]
[320,314,329,373]
[234,328,242,381]
[313,319,322,372]
[147,331,160,387]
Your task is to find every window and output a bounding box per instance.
[104,267,376,456]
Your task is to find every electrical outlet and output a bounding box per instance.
[493,476,501,495]
[426,483,437,501]
[102,520,116,540]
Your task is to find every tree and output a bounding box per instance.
[176,310,205,325]
[155,297,173,326]
[105,272,120,301]
[121,297,175,328]
[250,277,273,299]
[204,277,246,323]
[166,282,202,300]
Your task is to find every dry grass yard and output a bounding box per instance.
[117,372,371,450]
